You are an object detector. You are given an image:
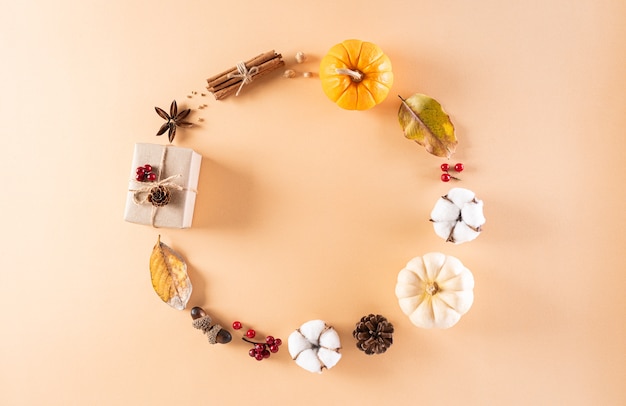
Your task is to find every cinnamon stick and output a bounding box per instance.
[209,57,285,92]
[207,50,278,87]
[206,50,284,100]
[210,68,282,100]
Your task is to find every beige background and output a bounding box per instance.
[1,0,625,405]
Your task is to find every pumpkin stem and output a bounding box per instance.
[426,282,439,296]
[335,68,364,83]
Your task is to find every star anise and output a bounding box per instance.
[155,100,192,143]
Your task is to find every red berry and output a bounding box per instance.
[146,172,157,182]
[440,163,450,172]
[136,167,146,175]
[254,343,265,351]
[248,349,256,357]
[262,350,271,358]
[454,163,464,172]
[265,336,275,345]
[143,164,153,172]
[254,353,264,361]
[441,173,451,182]
[232,321,242,330]
[274,338,282,346]
[269,344,279,353]
[246,329,256,339]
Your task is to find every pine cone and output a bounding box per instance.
[353,314,394,355]
[148,185,171,207]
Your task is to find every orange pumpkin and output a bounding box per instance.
[319,39,394,111]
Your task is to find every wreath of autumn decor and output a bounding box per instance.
[123,39,486,373]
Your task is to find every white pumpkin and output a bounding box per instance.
[288,320,342,373]
[395,253,474,329]
[430,187,485,244]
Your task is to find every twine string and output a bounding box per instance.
[131,174,183,205]
[227,61,259,96]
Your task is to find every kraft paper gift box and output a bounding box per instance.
[124,143,202,228]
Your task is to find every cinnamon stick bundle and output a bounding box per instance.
[206,50,284,100]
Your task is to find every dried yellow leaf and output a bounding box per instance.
[149,235,192,310]
[398,94,457,158]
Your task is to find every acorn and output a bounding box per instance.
[191,307,232,344]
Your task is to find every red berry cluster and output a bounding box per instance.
[135,164,157,182]
[440,162,464,182]
[233,321,282,361]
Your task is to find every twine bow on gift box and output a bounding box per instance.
[129,146,189,227]
[132,174,183,207]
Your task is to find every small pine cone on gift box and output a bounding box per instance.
[353,314,394,355]
[148,185,171,207]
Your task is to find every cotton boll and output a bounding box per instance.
[288,320,342,373]
[319,328,341,349]
[430,198,460,222]
[298,319,325,344]
[288,330,312,358]
[461,200,485,229]
[294,349,323,373]
[446,188,476,207]
[430,188,485,244]
[433,221,455,242]
[317,348,342,370]
[451,222,481,244]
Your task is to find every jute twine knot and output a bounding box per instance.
[228,61,259,96]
